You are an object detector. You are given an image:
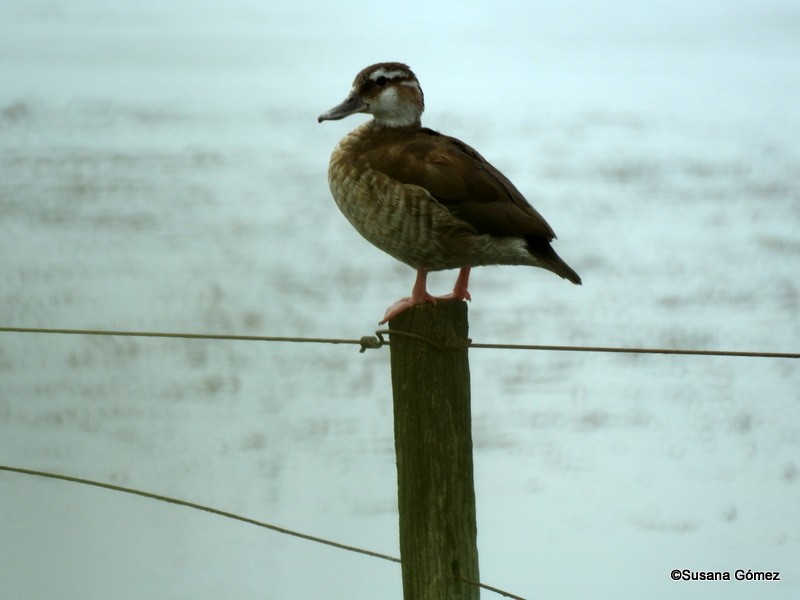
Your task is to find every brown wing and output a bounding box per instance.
[364,127,557,240]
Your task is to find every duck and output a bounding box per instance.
[318,62,581,324]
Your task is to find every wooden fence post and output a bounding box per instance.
[388,300,480,600]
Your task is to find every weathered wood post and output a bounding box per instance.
[388,300,480,600]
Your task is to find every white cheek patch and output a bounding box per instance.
[372,86,419,126]
[376,86,399,106]
[360,66,422,126]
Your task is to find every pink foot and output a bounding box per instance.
[380,292,436,324]
[436,266,472,302]
[379,267,474,324]
[380,269,435,324]
[433,289,472,302]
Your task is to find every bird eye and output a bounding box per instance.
[375,76,388,86]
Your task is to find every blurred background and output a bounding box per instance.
[1,1,798,598]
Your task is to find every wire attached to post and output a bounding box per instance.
[1,325,797,359]
[360,329,471,352]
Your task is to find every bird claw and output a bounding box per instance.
[380,268,471,323]
[380,293,436,324]
[379,291,472,324]
[433,290,471,302]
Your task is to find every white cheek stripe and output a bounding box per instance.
[400,80,421,92]
[371,68,407,81]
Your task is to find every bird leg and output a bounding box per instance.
[380,267,472,324]
[434,267,472,302]
[380,269,436,324]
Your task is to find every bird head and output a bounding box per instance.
[318,62,424,128]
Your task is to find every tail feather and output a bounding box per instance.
[525,236,582,285]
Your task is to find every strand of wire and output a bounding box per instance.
[456,575,527,600]
[1,326,797,359]
[0,465,526,600]
[0,465,398,563]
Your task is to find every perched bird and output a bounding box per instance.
[318,62,581,323]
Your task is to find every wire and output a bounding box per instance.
[0,465,400,563]
[0,465,400,562]
[0,326,365,347]
[466,340,799,359]
[456,574,527,600]
[1,325,797,359]
[0,465,527,600]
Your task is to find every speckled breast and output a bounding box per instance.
[326,134,460,271]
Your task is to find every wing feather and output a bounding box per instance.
[364,128,556,240]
